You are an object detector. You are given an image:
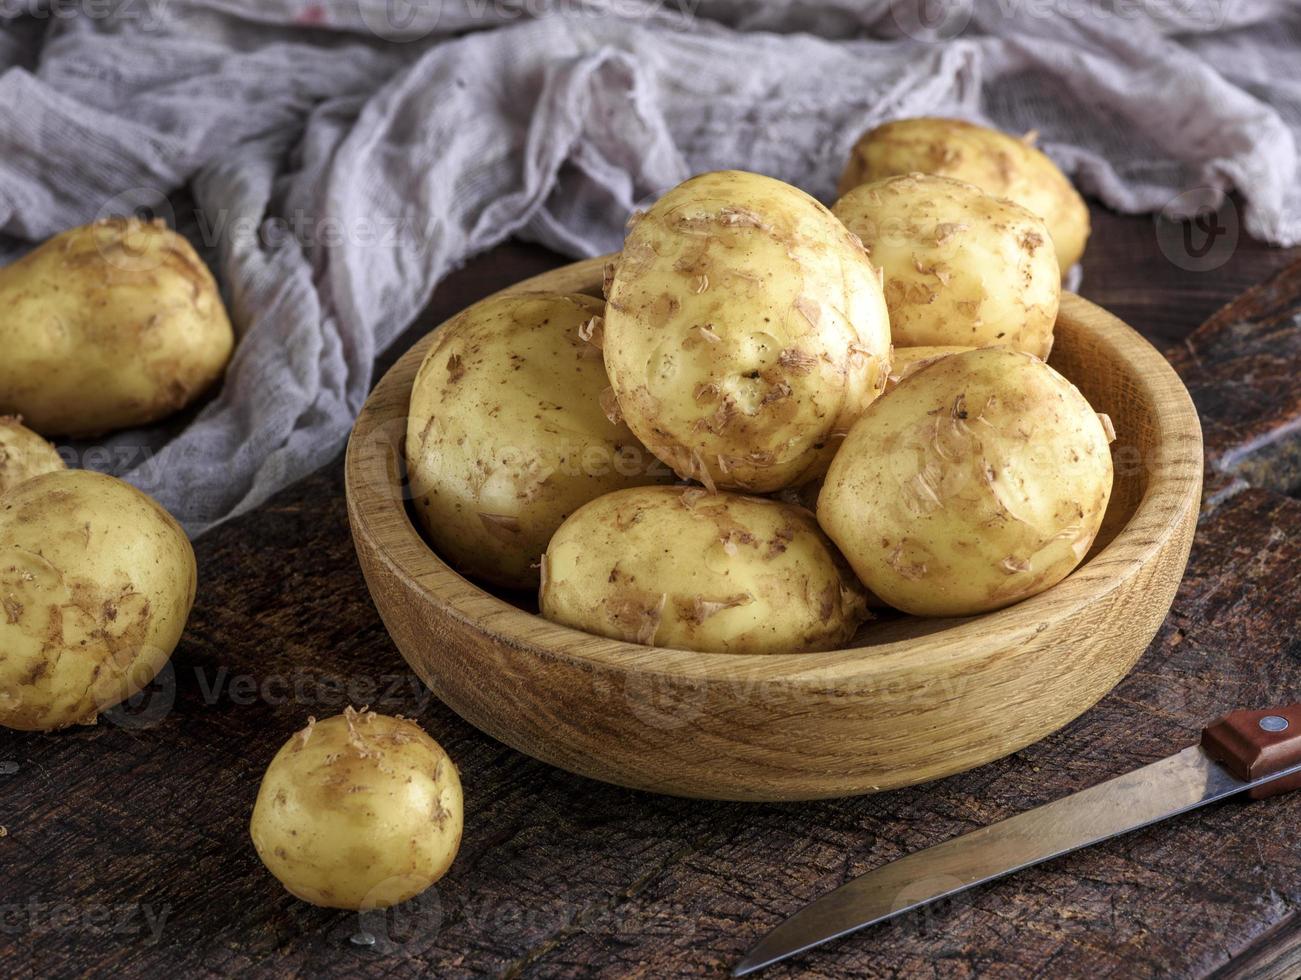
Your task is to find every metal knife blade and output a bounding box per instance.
[735,731,1301,977]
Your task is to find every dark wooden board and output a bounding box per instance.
[1164,261,1301,509]
[2,206,1301,979]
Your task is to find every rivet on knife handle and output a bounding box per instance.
[1201,703,1301,799]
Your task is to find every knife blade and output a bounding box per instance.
[734,703,1301,976]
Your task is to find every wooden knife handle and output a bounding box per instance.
[1201,704,1301,800]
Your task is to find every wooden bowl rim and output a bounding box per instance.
[346,256,1203,686]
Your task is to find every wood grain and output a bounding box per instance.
[345,259,1202,800]
[1,210,1299,978]
[1165,259,1301,509]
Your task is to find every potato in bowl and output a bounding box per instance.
[833,174,1060,358]
[885,346,974,392]
[540,485,868,654]
[603,169,891,493]
[839,116,1090,272]
[405,291,673,590]
[818,347,1115,618]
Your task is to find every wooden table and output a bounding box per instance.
[3,204,1299,979]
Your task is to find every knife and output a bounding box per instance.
[734,703,1301,976]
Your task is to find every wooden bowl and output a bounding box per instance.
[345,257,1202,801]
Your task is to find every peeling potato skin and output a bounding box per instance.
[833,174,1060,358]
[539,485,869,654]
[817,348,1113,618]
[0,470,196,731]
[0,218,235,437]
[839,117,1090,272]
[405,291,673,589]
[249,708,464,911]
[0,416,65,496]
[886,346,974,393]
[603,170,891,493]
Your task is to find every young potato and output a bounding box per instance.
[250,708,463,910]
[833,175,1059,358]
[540,485,869,654]
[0,470,196,731]
[839,117,1090,271]
[603,170,891,493]
[817,348,1113,618]
[406,291,673,589]
[0,218,235,436]
[886,346,974,392]
[0,416,65,496]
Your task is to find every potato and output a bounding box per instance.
[406,291,673,589]
[0,218,235,436]
[817,348,1113,617]
[540,485,869,654]
[250,708,463,910]
[0,416,65,496]
[839,117,1090,271]
[833,175,1059,358]
[603,170,891,493]
[886,346,974,393]
[0,470,196,731]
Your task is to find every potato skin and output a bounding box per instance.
[833,175,1059,358]
[0,218,235,436]
[839,117,1090,271]
[603,170,891,493]
[817,348,1113,617]
[406,291,673,589]
[886,346,974,393]
[250,709,463,910]
[0,470,196,731]
[540,485,869,654]
[0,416,65,496]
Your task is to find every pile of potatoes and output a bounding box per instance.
[0,219,464,914]
[0,221,231,736]
[408,117,1113,650]
[0,217,236,732]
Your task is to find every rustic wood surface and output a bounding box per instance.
[2,205,1300,978]
[347,265,1201,801]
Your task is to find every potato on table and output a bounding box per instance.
[540,485,869,654]
[0,470,196,731]
[603,170,891,493]
[0,218,235,437]
[406,291,673,589]
[839,116,1090,271]
[834,174,1059,358]
[0,416,64,496]
[817,348,1113,618]
[250,708,463,910]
